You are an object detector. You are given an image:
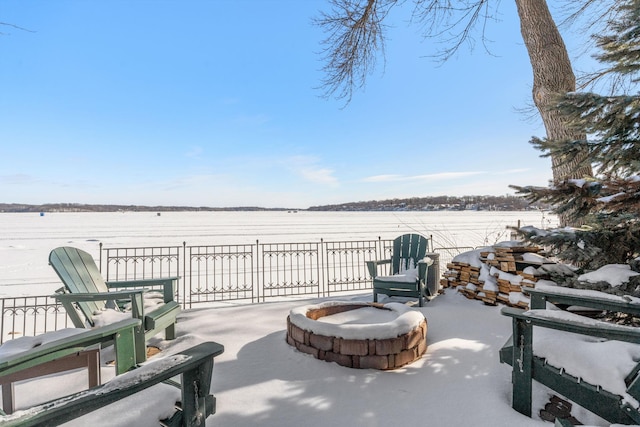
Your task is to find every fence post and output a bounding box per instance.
[182,241,187,309]
[0,299,5,345]
[256,239,260,303]
[320,238,325,297]
[99,242,103,273]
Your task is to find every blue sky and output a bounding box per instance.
[1,1,595,209]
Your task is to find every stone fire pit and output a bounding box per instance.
[286,301,427,370]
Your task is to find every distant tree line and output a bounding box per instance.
[308,195,549,211]
[0,203,285,213]
[0,196,547,213]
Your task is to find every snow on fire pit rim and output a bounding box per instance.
[289,301,426,340]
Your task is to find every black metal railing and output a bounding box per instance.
[260,241,322,300]
[324,238,388,295]
[0,295,70,344]
[99,239,399,307]
[185,243,256,304]
[0,238,470,343]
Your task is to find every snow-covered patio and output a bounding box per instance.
[187,291,530,427]
[5,289,589,427]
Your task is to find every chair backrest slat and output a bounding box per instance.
[49,247,109,323]
[391,234,430,274]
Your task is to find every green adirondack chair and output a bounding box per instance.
[366,233,435,307]
[49,246,180,363]
[500,285,640,424]
[0,318,140,414]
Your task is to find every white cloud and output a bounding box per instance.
[286,156,339,186]
[362,174,404,183]
[493,168,530,175]
[362,171,485,183]
[298,167,338,185]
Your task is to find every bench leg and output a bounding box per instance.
[165,323,176,341]
[129,293,148,364]
[114,325,139,374]
[181,357,215,426]
[86,348,101,388]
[134,327,147,364]
[2,382,16,414]
[512,317,533,417]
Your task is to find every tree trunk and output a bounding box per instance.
[514,0,593,226]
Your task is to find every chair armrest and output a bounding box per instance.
[106,277,178,303]
[417,257,434,281]
[53,289,146,303]
[54,290,147,324]
[501,306,640,343]
[366,259,391,278]
[418,257,434,266]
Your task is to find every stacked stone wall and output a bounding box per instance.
[286,313,427,370]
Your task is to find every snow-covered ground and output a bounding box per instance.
[0,291,542,426]
[5,210,637,426]
[4,286,634,427]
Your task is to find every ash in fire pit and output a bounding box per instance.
[286,301,427,370]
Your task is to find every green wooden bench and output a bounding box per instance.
[0,318,140,414]
[0,341,224,427]
[527,284,640,315]
[49,246,181,363]
[367,233,435,307]
[500,285,640,424]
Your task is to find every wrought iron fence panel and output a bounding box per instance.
[260,242,321,300]
[102,245,182,299]
[0,296,68,345]
[102,245,181,281]
[185,244,256,307]
[323,238,391,295]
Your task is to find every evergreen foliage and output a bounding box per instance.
[512,0,640,272]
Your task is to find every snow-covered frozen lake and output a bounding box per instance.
[0,210,556,296]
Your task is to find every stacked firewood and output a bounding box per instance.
[441,244,551,309]
[443,262,486,301]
